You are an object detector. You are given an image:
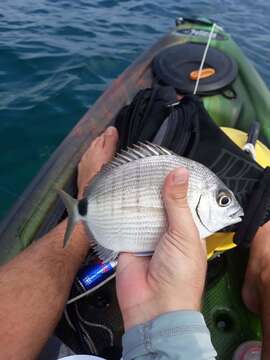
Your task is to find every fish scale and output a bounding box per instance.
[59,143,243,261]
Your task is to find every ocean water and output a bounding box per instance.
[0,0,269,220]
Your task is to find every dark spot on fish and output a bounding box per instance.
[78,198,88,216]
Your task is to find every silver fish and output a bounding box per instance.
[58,142,243,262]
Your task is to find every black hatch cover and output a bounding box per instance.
[152,43,238,95]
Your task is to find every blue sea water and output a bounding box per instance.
[0,0,269,220]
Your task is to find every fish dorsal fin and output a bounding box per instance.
[83,142,173,197]
[109,142,173,168]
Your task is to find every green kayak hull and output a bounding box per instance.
[0,18,269,359]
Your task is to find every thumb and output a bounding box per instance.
[163,167,199,238]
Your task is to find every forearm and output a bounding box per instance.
[122,311,217,360]
[0,220,90,360]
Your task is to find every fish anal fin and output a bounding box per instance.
[92,240,119,262]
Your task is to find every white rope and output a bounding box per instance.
[80,323,98,354]
[64,306,98,354]
[64,308,76,332]
[193,23,217,95]
[75,302,114,346]
[67,273,116,304]
[243,143,256,160]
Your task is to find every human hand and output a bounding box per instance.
[242,221,270,359]
[116,167,207,330]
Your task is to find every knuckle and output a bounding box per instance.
[166,189,188,205]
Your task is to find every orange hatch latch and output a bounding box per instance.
[190,67,216,80]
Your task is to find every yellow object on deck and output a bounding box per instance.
[206,127,270,259]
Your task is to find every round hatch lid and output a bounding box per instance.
[152,43,238,95]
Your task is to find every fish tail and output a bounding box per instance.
[57,189,81,247]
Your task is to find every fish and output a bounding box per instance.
[58,142,244,262]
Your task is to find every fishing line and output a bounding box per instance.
[193,22,217,95]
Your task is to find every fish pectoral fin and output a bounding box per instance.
[91,240,119,262]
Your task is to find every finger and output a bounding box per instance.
[163,167,198,236]
[80,136,101,163]
[241,270,260,315]
[103,126,119,155]
[98,133,105,147]
[90,136,100,149]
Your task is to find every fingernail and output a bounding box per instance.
[106,126,115,135]
[172,168,188,184]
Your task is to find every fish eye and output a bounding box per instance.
[217,191,232,207]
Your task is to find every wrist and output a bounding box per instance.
[121,294,201,330]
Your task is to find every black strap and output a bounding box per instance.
[234,167,270,247]
[138,86,177,142]
[115,86,177,149]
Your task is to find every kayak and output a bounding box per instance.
[1,17,270,359]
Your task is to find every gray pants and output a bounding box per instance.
[38,336,75,360]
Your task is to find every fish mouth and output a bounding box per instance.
[229,208,244,225]
[229,208,244,219]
